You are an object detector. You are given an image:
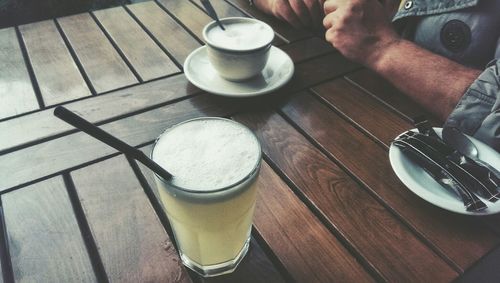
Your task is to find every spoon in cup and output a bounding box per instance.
[201,0,225,30]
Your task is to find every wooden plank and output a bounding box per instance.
[0,47,358,191]
[57,13,138,93]
[0,94,236,192]
[156,0,212,41]
[1,176,96,282]
[225,0,313,43]
[254,162,374,282]
[283,53,359,93]
[315,78,500,254]
[280,92,500,271]
[344,69,440,124]
[279,37,334,63]
[312,78,412,146]
[71,155,191,282]
[127,1,201,65]
[0,74,198,153]
[0,27,38,119]
[93,7,179,82]
[19,20,91,106]
[234,111,458,282]
[0,38,345,154]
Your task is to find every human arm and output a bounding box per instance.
[252,0,324,28]
[322,0,481,122]
[323,0,499,149]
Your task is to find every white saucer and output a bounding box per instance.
[389,128,500,215]
[184,46,294,97]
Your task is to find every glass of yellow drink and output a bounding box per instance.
[151,117,261,277]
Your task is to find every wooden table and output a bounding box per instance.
[1,1,499,282]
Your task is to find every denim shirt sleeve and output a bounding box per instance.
[444,56,500,151]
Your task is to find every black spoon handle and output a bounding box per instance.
[201,0,225,30]
[54,106,172,181]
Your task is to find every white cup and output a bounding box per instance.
[203,17,274,81]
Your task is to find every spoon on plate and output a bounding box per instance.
[442,127,500,178]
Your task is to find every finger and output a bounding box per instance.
[322,12,335,29]
[324,28,336,46]
[289,0,311,26]
[323,0,338,14]
[275,1,303,28]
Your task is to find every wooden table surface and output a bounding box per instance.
[1,1,499,282]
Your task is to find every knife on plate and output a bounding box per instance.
[399,133,500,202]
[393,139,487,211]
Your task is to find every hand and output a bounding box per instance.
[253,0,325,28]
[322,0,400,67]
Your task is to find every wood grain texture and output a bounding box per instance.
[93,7,179,81]
[254,162,374,282]
[0,94,236,191]
[225,0,313,43]
[57,13,138,93]
[1,176,95,282]
[0,27,38,119]
[156,0,212,41]
[284,53,359,92]
[280,92,500,271]
[0,44,358,190]
[234,111,458,282]
[0,74,198,153]
[279,37,334,64]
[127,1,201,65]
[344,69,440,125]
[0,37,347,154]
[71,155,191,282]
[312,78,412,146]
[19,20,91,106]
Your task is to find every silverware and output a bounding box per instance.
[393,139,487,212]
[400,132,500,202]
[201,0,225,30]
[442,127,500,178]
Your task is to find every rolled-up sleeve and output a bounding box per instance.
[444,59,500,151]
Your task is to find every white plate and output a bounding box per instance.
[389,128,500,215]
[184,46,294,97]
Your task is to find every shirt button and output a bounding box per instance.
[404,0,413,9]
[440,19,471,52]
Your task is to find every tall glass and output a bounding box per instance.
[151,117,262,277]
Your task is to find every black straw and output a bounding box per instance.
[54,106,173,181]
[201,0,225,30]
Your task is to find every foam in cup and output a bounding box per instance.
[152,118,261,193]
[206,19,274,51]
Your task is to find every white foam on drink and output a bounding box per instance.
[153,119,261,192]
[206,21,273,50]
